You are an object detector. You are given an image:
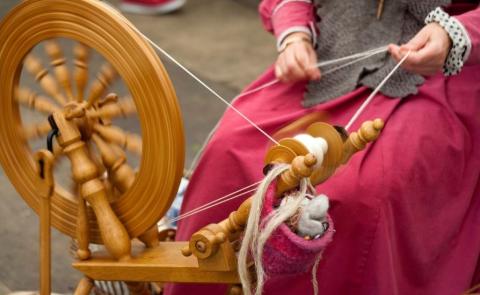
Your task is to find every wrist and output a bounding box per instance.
[425,7,472,76]
[278,32,312,53]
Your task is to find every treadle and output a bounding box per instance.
[73,242,240,284]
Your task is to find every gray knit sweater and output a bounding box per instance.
[304,0,451,107]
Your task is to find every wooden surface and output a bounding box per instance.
[73,242,240,284]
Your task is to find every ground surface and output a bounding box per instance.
[0,0,275,293]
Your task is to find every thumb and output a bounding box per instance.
[401,28,430,53]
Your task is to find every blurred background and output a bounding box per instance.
[0,0,276,293]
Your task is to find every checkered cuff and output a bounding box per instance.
[425,7,472,76]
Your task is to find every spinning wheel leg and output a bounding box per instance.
[138,225,160,248]
[76,198,91,260]
[227,284,243,295]
[74,277,94,295]
[35,150,55,295]
[125,282,152,295]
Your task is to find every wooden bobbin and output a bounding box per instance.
[265,122,344,186]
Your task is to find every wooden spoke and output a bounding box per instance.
[93,123,142,155]
[44,39,74,101]
[73,42,90,102]
[23,54,67,105]
[85,63,118,109]
[23,120,51,140]
[90,96,137,119]
[15,88,61,114]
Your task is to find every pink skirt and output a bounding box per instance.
[166,63,480,295]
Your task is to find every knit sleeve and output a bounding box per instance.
[260,181,334,275]
[455,5,480,65]
[259,0,318,49]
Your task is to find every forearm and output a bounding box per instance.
[259,0,318,49]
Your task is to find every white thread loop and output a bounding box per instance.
[345,51,412,131]
[167,180,262,224]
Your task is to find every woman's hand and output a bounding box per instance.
[389,23,452,76]
[275,32,321,82]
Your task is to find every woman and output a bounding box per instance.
[166,1,480,294]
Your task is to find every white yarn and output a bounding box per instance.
[312,254,322,295]
[238,162,316,295]
[345,50,411,131]
[293,134,328,169]
[238,164,290,295]
[254,178,309,295]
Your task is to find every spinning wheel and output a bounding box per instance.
[0,0,184,244]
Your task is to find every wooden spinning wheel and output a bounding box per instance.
[0,0,184,245]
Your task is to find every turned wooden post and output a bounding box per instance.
[34,150,55,295]
[342,119,384,164]
[52,112,131,261]
[76,197,91,260]
[74,277,94,295]
[92,134,159,247]
[275,153,317,197]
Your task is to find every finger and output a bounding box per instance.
[388,44,402,63]
[295,45,320,81]
[402,43,440,69]
[402,28,430,52]
[274,59,283,79]
[285,48,307,81]
[306,47,322,80]
[276,55,289,82]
